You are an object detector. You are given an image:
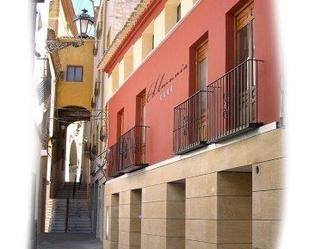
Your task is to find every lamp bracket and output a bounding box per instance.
[46,39,84,53]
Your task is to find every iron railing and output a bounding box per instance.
[107,126,149,177]
[207,59,263,142]
[173,59,263,154]
[107,143,121,177]
[173,90,207,154]
[120,126,149,172]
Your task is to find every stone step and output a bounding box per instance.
[68,216,90,218]
[68,218,91,221]
[46,194,92,233]
[67,230,92,233]
[68,223,91,227]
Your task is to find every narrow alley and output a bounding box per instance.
[31,0,285,249]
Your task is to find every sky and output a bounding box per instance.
[72,0,101,17]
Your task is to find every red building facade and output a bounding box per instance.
[102,0,280,176]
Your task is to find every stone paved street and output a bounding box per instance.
[37,233,103,249]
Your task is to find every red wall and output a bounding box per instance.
[107,0,280,165]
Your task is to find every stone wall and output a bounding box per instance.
[103,128,285,249]
[106,0,141,42]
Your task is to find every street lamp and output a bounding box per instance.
[74,9,94,39]
[46,9,94,53]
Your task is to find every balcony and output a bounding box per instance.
[173,59,263,154]
[107,126,149,177]
[106,143,121,177]
[173,90,208,154]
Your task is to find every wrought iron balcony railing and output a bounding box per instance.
[107,125,149,177]
[207,59,263,142]
[107,143,121,177]
[120,125,149,172]
[173,90,207,154]
[173,59,263,154]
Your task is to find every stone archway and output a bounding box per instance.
[69,140,78,182]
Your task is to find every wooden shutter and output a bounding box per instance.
[197,40,208,62]
[236,2,254,31]
[196,40,208,91]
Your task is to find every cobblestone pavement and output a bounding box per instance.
[37,233,103,249]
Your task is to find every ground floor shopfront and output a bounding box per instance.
[103,125,284,249]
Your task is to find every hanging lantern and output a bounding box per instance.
[74,9,94,38]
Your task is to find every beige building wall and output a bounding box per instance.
[111,65,119,94]
[57,0,72,37]
[133,38,143,70]
[133,23,154,70]
[119,50,133,86]
[56,40,94,111]
[180,0,197,17]
[153,10,166,47]
[252,158,284,248]
[48,0,75,37]
[103,128,285,249]
[164,2,179,34]
[153,0,187,47]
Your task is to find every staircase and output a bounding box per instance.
[45,183,92,233]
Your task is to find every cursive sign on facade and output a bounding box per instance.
[146,63,188,103]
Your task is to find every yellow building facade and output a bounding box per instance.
[56,39,94,111]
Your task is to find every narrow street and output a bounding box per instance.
[30,1,285,249]
[37,233,103,249]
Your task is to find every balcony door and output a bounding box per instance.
[136,91,146,127]
[135,91,146,164]
[196,40,208,91]
[117,109,124,171]
[234,1,255,128]
[236,2,254,64]
[117,109,124,140]
[195,40,208,142]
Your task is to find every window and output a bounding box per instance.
[66,65,83,82]
[176,4,181,22]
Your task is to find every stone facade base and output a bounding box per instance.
[103,128,285,249]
